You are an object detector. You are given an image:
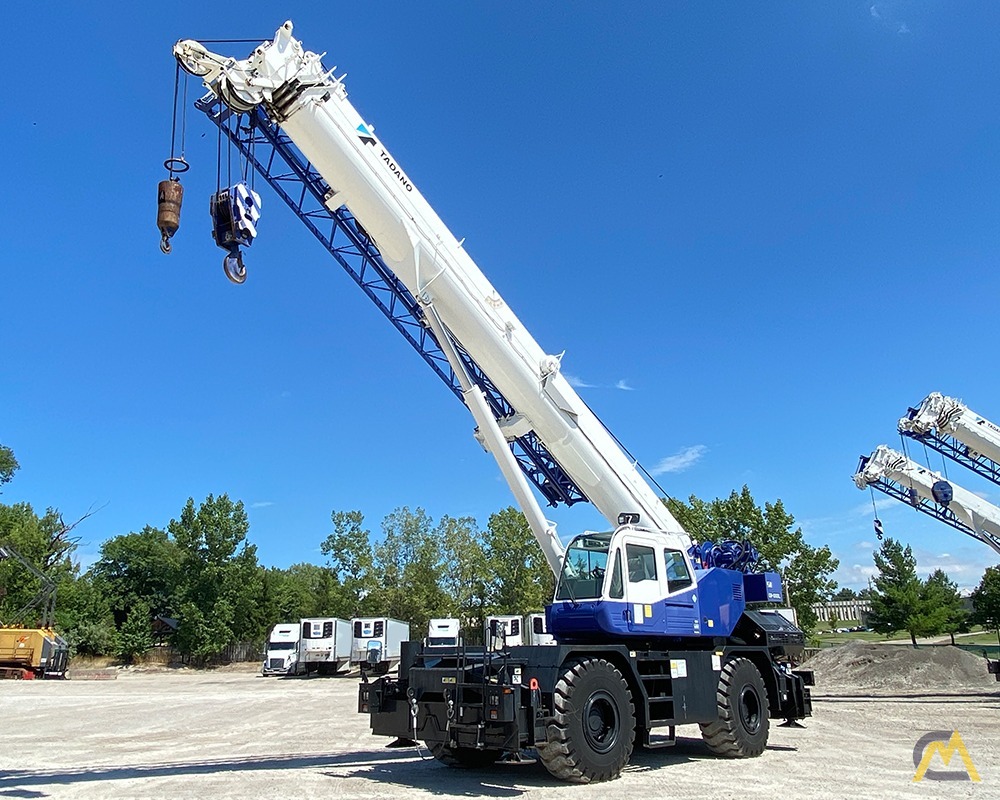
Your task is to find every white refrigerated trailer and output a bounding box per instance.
[350,617,409,673]
[300,617,353,674]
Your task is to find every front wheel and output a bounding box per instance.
[699,657,770,758]
[537,658,635,783]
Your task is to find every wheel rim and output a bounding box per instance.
[583,690,620,753]
[739,685,761,733]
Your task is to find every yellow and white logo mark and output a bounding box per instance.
[912,730,980,782]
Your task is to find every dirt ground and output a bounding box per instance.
[1,667,997,799]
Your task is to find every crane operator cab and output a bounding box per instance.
[547,525,776,642]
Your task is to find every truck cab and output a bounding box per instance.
[261,623,303,676]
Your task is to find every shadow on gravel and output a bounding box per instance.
[0,750,414,791]
[0,737,802,794]
[322,741,715,794]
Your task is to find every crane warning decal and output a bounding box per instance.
[357,124,414,192]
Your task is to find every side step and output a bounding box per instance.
[639,725,676,750]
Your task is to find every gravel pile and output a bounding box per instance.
[806,642,996,691]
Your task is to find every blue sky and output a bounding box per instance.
[4,2,999,593]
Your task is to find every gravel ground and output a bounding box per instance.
[1,668,997,799]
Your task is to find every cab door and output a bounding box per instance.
[620,536,665,632]
[662,548,700,636]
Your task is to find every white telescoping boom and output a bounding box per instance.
[853,444,1000,555]
[899,392,1000,486]
[174,22,690,574]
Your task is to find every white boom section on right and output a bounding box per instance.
[899,392,1000,467]
[174,22,690,559]
[853,444,1000,555]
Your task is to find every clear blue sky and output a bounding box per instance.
[4,2,999,593]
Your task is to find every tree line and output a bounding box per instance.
[4,441,996,661]
[865,536,999,647]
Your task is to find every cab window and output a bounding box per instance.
[626,544,657,583]
[664,549,693,592]
[609,549,624,599]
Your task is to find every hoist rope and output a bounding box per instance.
[165,63,190,176]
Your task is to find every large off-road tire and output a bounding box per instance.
[699,657,770,758]
[537,658,635,783]
[428,741,503,768]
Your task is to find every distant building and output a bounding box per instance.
[810,599,871,625]
[152,615,179,645]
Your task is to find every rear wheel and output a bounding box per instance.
[428,742,503,768]
[537,658,635,783]
[699,657,769,758]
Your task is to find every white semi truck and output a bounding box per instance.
[175,21,812,782]
[262,622,303,677]
[263,618,353,676]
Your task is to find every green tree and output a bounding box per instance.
[168,494,264,660]
[371,507,448,634]
[482,507,554,616]
[57,573,118,656]
[833,587,858,601]
[0,444,18,491]
[117,601,154,664]
[0,503,78,626]
[321,510,376,616]
[869,538,946,646]
[971,566,1000,642]
[260,563,340,622]
[666,486,838,631]
[923,569,968,645]
[89,526,181,627]
[437,515,489,630]
[173,600,235,661]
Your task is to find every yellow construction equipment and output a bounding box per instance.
[0,627,68,679]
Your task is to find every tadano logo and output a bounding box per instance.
[356,124,414,192]
[356,123,376,147]
[912,730,980,782]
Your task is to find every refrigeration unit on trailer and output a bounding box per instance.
[485,615,523,651]
[351,617,409,673]
[426,618,461,648]
[300,617,352,674]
